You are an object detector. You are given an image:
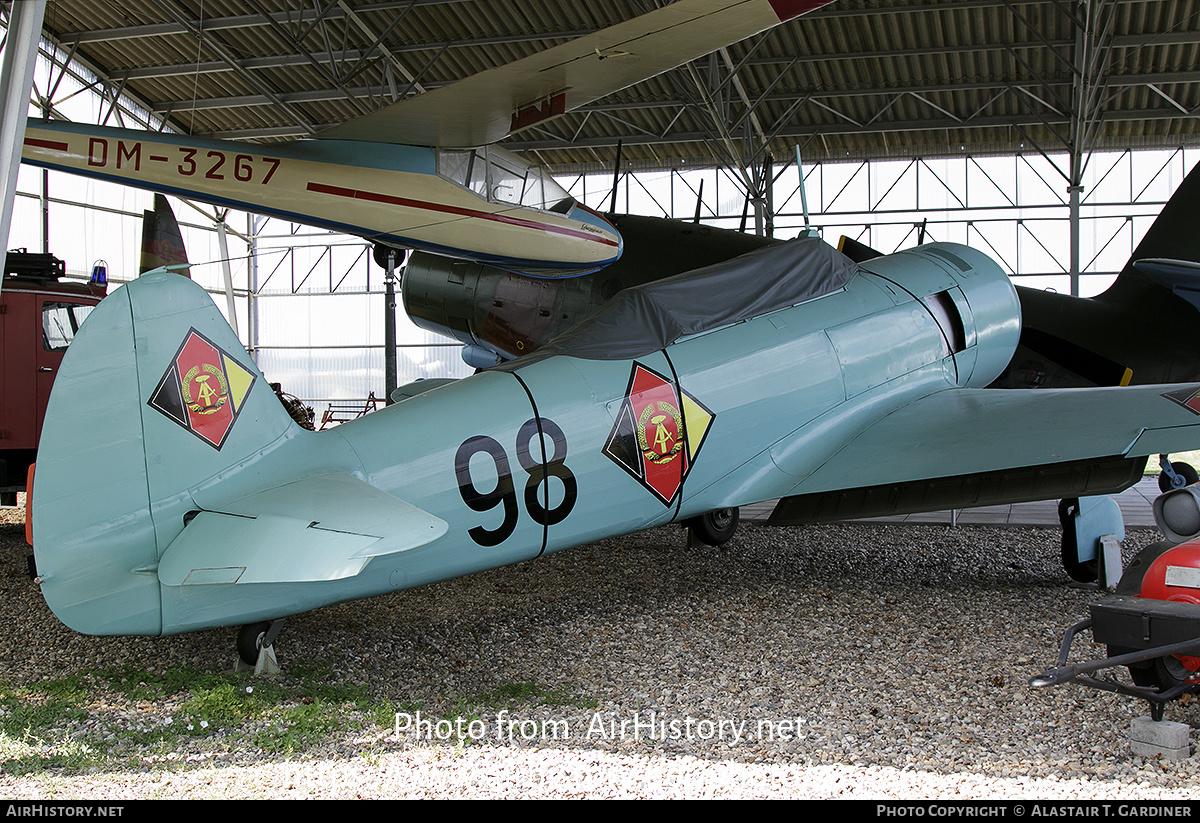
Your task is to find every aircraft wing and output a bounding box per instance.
[317,0,832,147]
[790,382,1200,497]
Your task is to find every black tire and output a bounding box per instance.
[1126,654,1199,694]
[689,507,739,546]
[1058,498,1097,583]
[1158,461,1200,493]
[372,243,404,270]
[1113,541,1174,596]
[237,621,271,667]
[1057,497,1076,529]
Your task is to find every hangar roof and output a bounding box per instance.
[18,0,1200,174]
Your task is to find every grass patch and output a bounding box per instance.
[0,663,390,775]
[1147,450,1200,474]
[421,681,597,743]
[0,731,96,777]
[0,677,96,776]
[444,680,596,718]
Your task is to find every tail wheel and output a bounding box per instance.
[688,507,739,546]
[237,621,271,667]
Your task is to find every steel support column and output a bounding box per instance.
[1068,180,1083,297]
[0,0,46,290]
[248,213,261,362]
[215,213,240,338]
[384,248,398,405]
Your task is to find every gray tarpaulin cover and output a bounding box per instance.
[534,236,858,361]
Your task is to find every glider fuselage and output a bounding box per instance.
[22,119,621,275]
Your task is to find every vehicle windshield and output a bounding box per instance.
[42,302,95,351]
[437,146,571,211]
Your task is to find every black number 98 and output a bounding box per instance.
[455,417,578,546]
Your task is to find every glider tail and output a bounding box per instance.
[31,270,298,636]
[999,162,1200,388]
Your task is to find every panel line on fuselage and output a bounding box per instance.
[509,371,550,559]
[662,349,689,524]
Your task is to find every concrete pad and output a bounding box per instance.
[1130,716,1192,760]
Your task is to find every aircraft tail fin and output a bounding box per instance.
[1003,161,1200,388]
[139,194,190,276]
[1099,163,1200,299]
[31,270,298,635]
[1099,161,1200,310]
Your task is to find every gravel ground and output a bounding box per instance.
[0,499,1198,799]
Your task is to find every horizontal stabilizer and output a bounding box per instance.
[158,473,448,586]
[391,377,459,403]
[1132,258,1200,314]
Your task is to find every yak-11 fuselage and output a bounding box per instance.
[30,236,1200,645]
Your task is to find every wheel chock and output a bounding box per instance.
[235,643,280,675]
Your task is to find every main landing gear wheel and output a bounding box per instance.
[688,507,739,546]
[1058,498,1097,584]
[1158,461,1199,493]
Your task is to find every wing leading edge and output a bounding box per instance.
[787,382,1200,498]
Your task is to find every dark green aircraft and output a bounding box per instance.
[401,213,777,368]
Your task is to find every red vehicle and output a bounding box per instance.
[1,251,106,505]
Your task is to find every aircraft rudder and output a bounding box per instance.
[129,271,295,467]
[32,282,160,634]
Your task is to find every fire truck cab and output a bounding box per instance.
[1,251,106,505]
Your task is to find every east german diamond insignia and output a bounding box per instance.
[147,328,257,449]
[603,362,714,505]
[1163,386,1200,415]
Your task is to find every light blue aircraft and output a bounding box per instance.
[29,231,1200,665]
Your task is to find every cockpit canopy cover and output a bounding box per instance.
[537,237,858,361]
